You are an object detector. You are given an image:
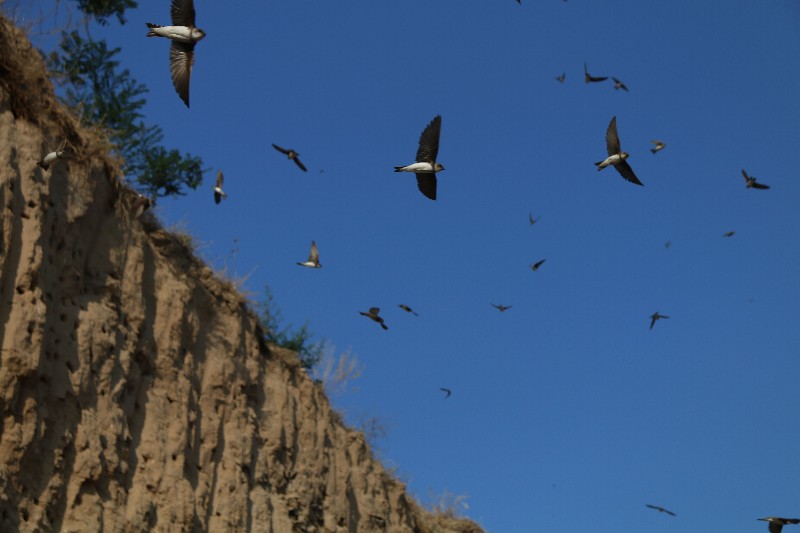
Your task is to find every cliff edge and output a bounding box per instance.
[0,17,482,533]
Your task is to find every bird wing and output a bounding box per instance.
[589,75,608,82]
[440,388,452,398]
[214,191,221,204]
[216,170,224,188]
[651,140,663,146]
[645,504,659,511]
[308,241,319,262]
[605,116,621,155]
[751,181,770,190]
[649,316,656,330]
[614,160,643,186]
[416,115,442,163]
[741,169,750,183]
[169,42,194,108]
[664,509,676,517]
[415,173,437,200]
[768,522,782,533]
[272,143,290,155]
[534,259,545,269]
[171,0,196,27]
[368,307,380,315]
[293,157,308,172]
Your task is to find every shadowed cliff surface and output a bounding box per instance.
[0,16,482,533]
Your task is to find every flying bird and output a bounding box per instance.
[492,304,512,312]
[742,169,770,189]
[650,140,666,154]
[359,307,388,330]
[529,212,540,225]
[758,517,800,533]
[595,116,643,185]
[530,259,546,271]
[213,170,227,204]
[439,387,452,399]
[664,240,672,248]
[37,139,69,171]
[272,144,308,172]
[645,504,676,517]
[584,62,608,83]
[394,115,444,200]
[611,77,629,91]
[146,0,206,108]
[723,231,735,238]
[555,72,565,83]
[649,312,669,330]
[398,304,418,316]
[297,241,321,268]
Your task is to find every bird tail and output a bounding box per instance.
[36,160,48,170]
[381,323,388,330]
[594,161,604,169]
[650,148,657,154]
[393,166,405,172]
[146,23,162,37]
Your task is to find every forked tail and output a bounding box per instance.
[146,23,162,37]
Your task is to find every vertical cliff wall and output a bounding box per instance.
[0,17,482,533]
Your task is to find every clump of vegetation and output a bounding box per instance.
[258,285,325,370]
[44,1,205,201]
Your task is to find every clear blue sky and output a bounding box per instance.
[11,1,800,531]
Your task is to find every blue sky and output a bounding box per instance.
[12,0,800,531]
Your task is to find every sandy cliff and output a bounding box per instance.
[0,17,482,533]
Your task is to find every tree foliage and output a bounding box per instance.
[259,286,324,370]
[47,30,204,201]
[75,0,138,25]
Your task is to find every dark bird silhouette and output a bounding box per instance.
[645,504,676,517]
[145,0,206,107]
[297,240,321,268]
[723,231,735,238]
[398,304,418,316]
[742,169,770,189]
[213,170,227,204]
[650,312,669,330]
[529,212,540,225]
[595,116,643,185]
[555,72,565,83]
[360,307,388,330]
[530,259,546,271]
[394,115,444,200]
[612,77,629,91]
[758,517,800,533]
[492,304,512,312]
[664,240,672,249]
[584,62,608,83]
[439,387,452,398]
[650,140,666,154]
[272,144,308,172]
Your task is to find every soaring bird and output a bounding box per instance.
[723,231,735,238]
[758,517,800,533]
[398,304,418,316]
[645,504,676,517]
[611,77,629,91]
[650,140,666,154]
[530,259,546,271]
[529,212,540,225]
[146,0,206,107]
[213,170,227,204]
[649,312,669,330]
[297,241,321,268]
[555,72,565,83]
[595,116,643,186]
[742,169,770,189]
[439,387,452,399]
[360,308,388,330]
[37,139,69,171]
[272,144,308,172]
[394,115,444,200]
[492,304,512,312]
[584,62,608,83]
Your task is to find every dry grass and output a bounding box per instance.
[312,347,362,396]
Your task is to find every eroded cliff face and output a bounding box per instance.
[0,18,482,533]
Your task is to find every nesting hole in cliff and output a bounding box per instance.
[27,323,34,335]
[16,285,24,295]
[27,200,36,208]
[39,375,49,385]
[21,509,28,522]
[46,292,52,300]
[59,313,66,322]
[65,361,74,372]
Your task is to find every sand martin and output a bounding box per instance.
[439,387,452,399]
[649,312,669,330]
[530,259,546,271]
[723,231,735,238]
[645,504,676,517]
[555,72,565,83]
[492,304,512,312]
[611,77,629,91]
[758,518,800,533]
[584,62,608,84]
[394,115,444,200]
[129,193,152,218]
[146,0,206,108]
[742,169,770,189]
[595,116,643,186]
[398,304,418,316]
[272,144,308,172]
[297,240,321,268]
[664,241,672,248]
[359,307,388,330]
[37,139,69,171]
[213,170,227,204]
[650,140,666,154]
[529,212,540,225]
